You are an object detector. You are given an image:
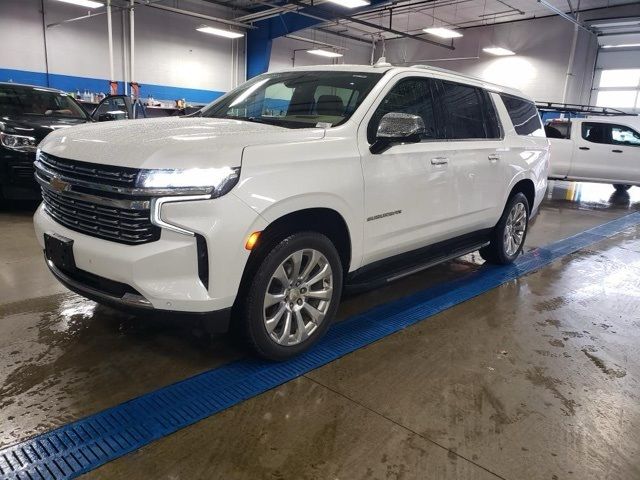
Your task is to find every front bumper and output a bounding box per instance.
[34,192,268,317]
[46,258,232,332]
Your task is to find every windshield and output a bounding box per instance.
[201,71,383,128]
[0,85,87,119]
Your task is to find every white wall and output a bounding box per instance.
[379,14,596,103]
[0,0,244,100]
[269,34,373,71]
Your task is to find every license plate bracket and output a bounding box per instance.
[44,233,76,272]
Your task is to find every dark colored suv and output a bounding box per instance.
[0,83,91,200]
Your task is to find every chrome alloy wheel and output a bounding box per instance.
[504,201,527,256]
[263,249,333,346]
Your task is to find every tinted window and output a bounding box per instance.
[367,77,439,144]
[545,121,570,139]
[0,85,87,119]
[441,82,495,139]
[94,97,129,119]
[581,122,609,144]
[202,71,382,129]
[582,122,640,146]
[500,94,544,137]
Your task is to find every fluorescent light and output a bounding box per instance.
[325,0,370,8]
[602,43,640,48]
[55,0,103,7]
[197,26,244,39]
[483,47,516,56]
[423,27,462,38]
[307,49,344,58]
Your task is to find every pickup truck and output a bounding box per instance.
[546,115,640,191]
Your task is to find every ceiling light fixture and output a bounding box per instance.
[483,47,516,56]
[307,49,344,58]
[55,0,103,8]
[423,27,462,38]
[325,0,370,8]
[196,26,244,39]
[602,43,640,48]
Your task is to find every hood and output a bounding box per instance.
[38,116,326,170]
[1,115,89,142]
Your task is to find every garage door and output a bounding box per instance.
[590,18,640,113]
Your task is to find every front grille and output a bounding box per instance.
[36,153,160,245]
[38,151,138,187]
[41,188,160,245]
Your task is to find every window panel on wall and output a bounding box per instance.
[595,90,638,109]
[599,69,640,88]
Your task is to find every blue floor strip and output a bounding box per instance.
[1,212,639,479]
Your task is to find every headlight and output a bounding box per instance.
[137,166,240,197]
[0,132,37,152]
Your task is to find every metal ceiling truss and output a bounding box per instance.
[286,0,455,49]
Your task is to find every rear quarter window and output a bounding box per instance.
[500,94,544,137]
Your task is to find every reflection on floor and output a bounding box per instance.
[0,180,639,479]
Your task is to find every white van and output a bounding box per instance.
[34,64,549,359]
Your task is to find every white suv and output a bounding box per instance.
[33,64,549,359]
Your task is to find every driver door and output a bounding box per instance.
[91,95,133,122]
[358,74,459,265]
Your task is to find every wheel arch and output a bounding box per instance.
[507,177,536,212]
[233,206,354,315]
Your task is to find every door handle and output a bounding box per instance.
[431,157,449,165]
[612,149,623,153]
[579,146,590,150]
[488,153,500,162]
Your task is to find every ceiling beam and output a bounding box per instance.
[287,0,455,49]
[536,0,595,34]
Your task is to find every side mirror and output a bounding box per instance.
[371,112,425,154]
[96,113,114,122]
[96,111,127,122]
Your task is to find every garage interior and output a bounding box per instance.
[2,0,640,479]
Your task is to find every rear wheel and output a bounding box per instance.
[613,184,632,192]
[241,232,343,361]
[480,192,529,265]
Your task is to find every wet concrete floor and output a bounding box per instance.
[1,180,639,479]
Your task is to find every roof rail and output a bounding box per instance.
[536,101,638,117]
[412,64,484,84]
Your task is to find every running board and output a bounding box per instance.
[345,229,491,294]
[385,242,489,282]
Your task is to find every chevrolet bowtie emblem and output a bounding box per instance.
[50,177,70,193]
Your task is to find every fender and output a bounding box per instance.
[238,191,364,272]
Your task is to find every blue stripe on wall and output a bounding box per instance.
[0,68,224,104]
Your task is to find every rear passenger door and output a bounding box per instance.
[435,80,507,231]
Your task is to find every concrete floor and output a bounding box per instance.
[1,180,639,479]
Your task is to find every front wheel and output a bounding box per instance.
[613,184,632,192]
[241,232,343,361]
[480,192,530,265]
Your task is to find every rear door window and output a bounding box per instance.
[499,94,544,137]
[611,125,640,146]
[440,81,499,139]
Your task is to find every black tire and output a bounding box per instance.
[480,192,530,265]
[613,184,632,192]
[241,231,343,361]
